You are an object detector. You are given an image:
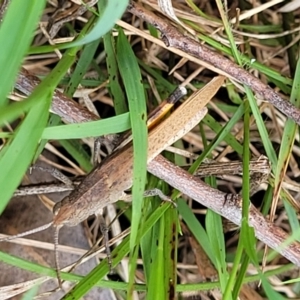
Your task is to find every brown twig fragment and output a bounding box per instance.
[147,155,300,267]
[16,68,99,123]
[127,1,300,125]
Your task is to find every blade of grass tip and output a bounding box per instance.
[226,82,243,105]
[271,53,300,225]
[116,28,148,297]
[0,0,47,107]
[0,250,54,278]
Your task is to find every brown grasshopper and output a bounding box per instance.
[0,76,225,285]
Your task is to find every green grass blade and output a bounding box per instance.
[0,90,51,214]
[69,0,128,47]
[0,22,89,213]
[214,0,277,168]
[62,203,171,299]
[147,215,166,299]
[232,255,250,299]
[21,285,39,300]
[185,22,292,89]
[201,108,244,155]
[215,0,242,65]
[138,59,176,92]
[33,114,61,162]
[0,95,40,126]
[178,199,214,263]
[116,27,148,299]
[103,31,127,114]
[191,103,246,172]
[0,0,47,107]
[206,210,229,297]
[58,139,93,173]
[42,113,130,139]
[65,39,101,96]
[163,206,178,298]
[272,52,300,226]
[261,276,286,300]
[227,100,256,298]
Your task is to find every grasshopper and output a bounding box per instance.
[0,76,225,285]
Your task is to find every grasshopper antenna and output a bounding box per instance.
[0,222,53,241]
[54,226,62,288]
[0,222,64,288]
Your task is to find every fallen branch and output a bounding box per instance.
[128,1,300,125]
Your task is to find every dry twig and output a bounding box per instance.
[128,1,300,125]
